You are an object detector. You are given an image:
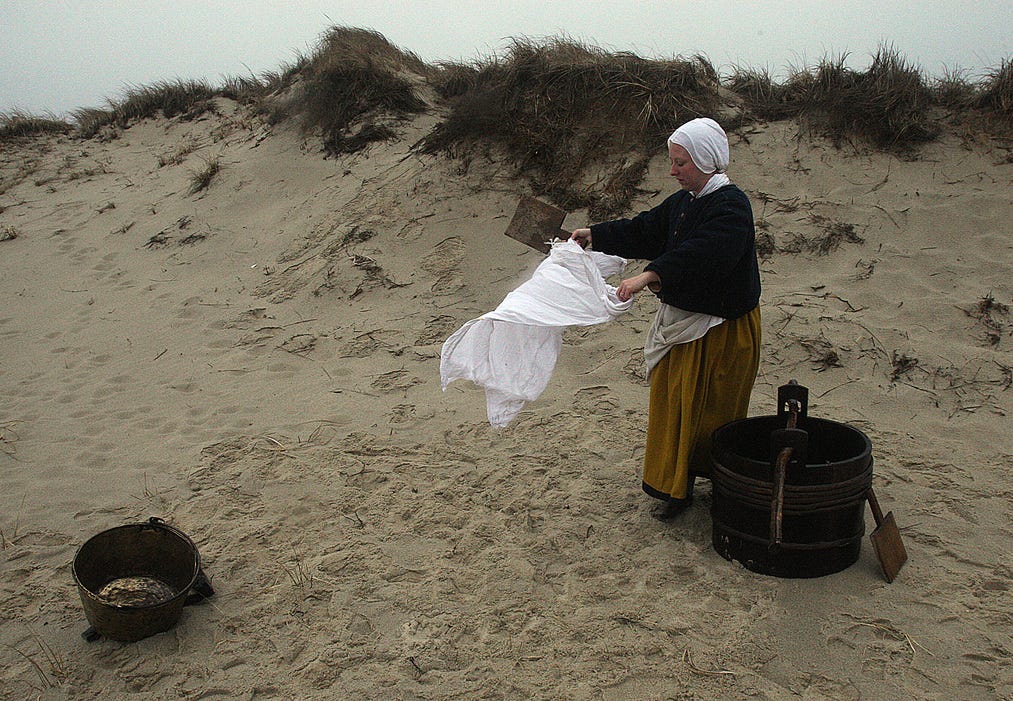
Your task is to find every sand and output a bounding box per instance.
[1,99,1010,700]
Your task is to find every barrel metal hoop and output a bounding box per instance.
[713,521,865,551]
[711,461,874,511]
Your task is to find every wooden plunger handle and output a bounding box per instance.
[769,446,791,552]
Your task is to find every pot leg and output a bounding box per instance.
[184,569,215,606]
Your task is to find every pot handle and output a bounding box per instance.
[143,517,215,606]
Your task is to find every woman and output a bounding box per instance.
[571,117,761,519]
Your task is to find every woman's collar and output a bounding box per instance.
[691,173,731,198]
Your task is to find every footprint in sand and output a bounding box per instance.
[419,237,465,295]
[371,369,423,393]
[279,333,317,356]
[415,315,460,346]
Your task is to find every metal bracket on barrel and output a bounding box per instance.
[777,381,809,425]
[768,427,808,553]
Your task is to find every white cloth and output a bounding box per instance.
[643,303,725,377]
[694,172,730,198]
[668,117,729,173]
[441,240,633,427]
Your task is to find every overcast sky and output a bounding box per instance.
[3,1,1011,117]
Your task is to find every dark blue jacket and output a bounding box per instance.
[590,184,761,320]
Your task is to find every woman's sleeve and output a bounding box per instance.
[587,196,674,260]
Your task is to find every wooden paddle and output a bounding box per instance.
[867,487,907,582]
[504,196,570,253]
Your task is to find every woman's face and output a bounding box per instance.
[669,142,712,193]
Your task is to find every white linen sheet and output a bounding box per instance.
[441,240,633,427]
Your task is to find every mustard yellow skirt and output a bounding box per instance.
[642,306,761,503]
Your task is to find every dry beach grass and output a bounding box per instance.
[1,27,1011,701]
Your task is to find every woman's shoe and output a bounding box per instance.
[654,495,693,521]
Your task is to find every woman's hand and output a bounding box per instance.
[570,228,592,248]
[616,271,661,302]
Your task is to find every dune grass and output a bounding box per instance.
[66,28,430,150]
[0,111,73,141]
[726,67,797,122]
[728,47,937,151]
[8,26,1006,206]
[187,154,222,194]
[74,79,217,138]
[115,79,217,121]
[975,58,1013,127]
[219,64,301,105]
[71,107,117,140]
[421,37,721,219]
[931,68,979,111]
[283,27,430,155]
[220,55,310,120]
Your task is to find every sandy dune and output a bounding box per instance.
[1,99,1010,699]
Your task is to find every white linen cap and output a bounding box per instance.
[668,117,729,174]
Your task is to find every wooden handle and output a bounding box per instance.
[867,488,885,526]
[769,446,791,552]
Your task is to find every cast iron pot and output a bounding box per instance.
[72,517,214,642]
